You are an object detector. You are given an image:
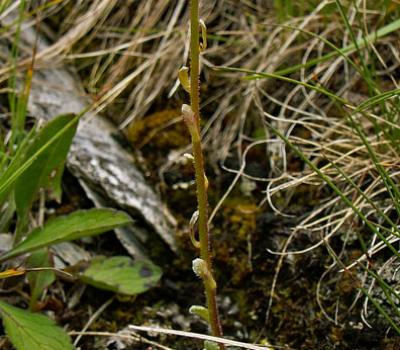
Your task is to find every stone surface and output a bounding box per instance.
[0,16,177,257]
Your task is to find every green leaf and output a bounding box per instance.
[80,256,162,295]
[189,305,209,322]
[0,126,37,206]
[47,165,64,203]
[0,208,132,262]
[27,249,55,310]
[204,340,220,350]
[0,112,82,203]
[0,300,73,350]
[15,114,78,217]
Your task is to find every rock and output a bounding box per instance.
[0,15,177,257]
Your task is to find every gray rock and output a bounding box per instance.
[0,16,177,257]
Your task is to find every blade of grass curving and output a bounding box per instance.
[355,89,400,112]
[325,155,400,238]
[214,66,348,105]
[279,24,362,75]
[215,66,400,110]
[8,0,26,148]
[323,235,400,334]
[365,266,400,321]
[216,66,400,156]
[223,20,400,150]
[334,0,400,147]
[334,0,377,94]
[13,28,37,146]
[362,287,400,334]
[217,64,400,132]
[277,23,398,106]
[266,122,400,260]
[355,92,400,152]
[344,113,400,218]
[217,66,400,207]
[272,18,400,76]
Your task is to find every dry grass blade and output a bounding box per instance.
[69,330,174,350]
[127,325,277,350]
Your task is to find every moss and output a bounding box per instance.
[337,270,361,295]
[124,109,187,150]
[212,198,260,285]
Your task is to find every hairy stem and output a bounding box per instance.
[189,0,224,348]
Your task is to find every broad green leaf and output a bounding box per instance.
[48,165,64,202]
[0,111,83,205]
[80,256,162,295]
[27,249,55,310]
[0,300,73,350]
[0,196,16,232]
[15,114,78,218]
[0,209,132,262]
[0,126,37,206]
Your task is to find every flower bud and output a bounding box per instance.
[199,19,207,52]
[178,66,191,92]
[192,258,216,290]
[182,104,199,140]
[192,258,207,278]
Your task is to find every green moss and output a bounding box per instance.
[212,198,259,285]
[124,109,187,149]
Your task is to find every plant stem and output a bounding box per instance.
[189,0,225,348]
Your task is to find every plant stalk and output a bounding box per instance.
[189,0,225,348]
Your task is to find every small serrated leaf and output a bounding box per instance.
[80,256,162,295]
[0,209,132,262]
[0,300,74,350]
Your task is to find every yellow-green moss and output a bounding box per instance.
[124,109,187,149]
[213,199,260,285]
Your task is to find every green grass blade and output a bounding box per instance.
[273,18,400,76]
[266,122,400,260]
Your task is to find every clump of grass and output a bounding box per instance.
[217,0,400,335]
